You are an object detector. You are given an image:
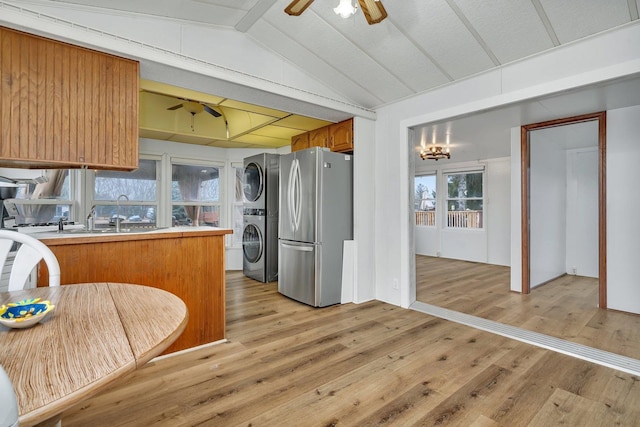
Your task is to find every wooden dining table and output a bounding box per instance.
[0,282,188,427]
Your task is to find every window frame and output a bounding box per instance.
[414,173,437,228]
[88,155,161,228]
[444,169,485,230]
[169,156,225,228]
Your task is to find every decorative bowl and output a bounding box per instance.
[0,298,55,329]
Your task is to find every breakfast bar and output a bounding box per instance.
[35,226,232,354]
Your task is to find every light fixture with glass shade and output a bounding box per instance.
[420,132,451,161]
[334,0,357,19]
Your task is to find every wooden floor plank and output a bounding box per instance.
[61,271,640,426]
[416,255,640,360]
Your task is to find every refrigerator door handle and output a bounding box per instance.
[281,243,313,252]
[287,159,296,232]
[293,159,302,232]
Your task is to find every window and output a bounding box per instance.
[446,171,483,229]
[414,174,436,227]
[7,170,73,225]
[93,158,158,228]
[171,161,222,227]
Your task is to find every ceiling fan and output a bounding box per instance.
[167,99,221,118]
[285,0,388,25]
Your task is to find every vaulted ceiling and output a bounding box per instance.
[30,0,640,109]
[4,0,640,153]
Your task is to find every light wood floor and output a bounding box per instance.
[61,271,640,426]
[416,255,640,360]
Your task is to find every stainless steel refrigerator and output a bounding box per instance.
[278,147,353,307]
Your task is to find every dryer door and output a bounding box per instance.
[242,222,264,264]
[243,162,264,203]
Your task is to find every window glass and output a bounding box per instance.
[93,159,158,228]
[414,174,436,227]
[7,170,72,224]
[95,159,157,201]
[446,172,483,229]
[171,162,221,227]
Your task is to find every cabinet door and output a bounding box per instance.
[291,132,309,152]
[329,118,353,153]
[309,127,329,148]
[0,26,139,170]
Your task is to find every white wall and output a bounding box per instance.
[565,148,598,278]
[529,128,567,287]
[383,23,640,308]
[607,105,640,314]
[414,157,510,266]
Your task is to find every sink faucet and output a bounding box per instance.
[116,195,129,232]
[86,205,96,231]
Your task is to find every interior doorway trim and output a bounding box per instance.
[520,112,607,309]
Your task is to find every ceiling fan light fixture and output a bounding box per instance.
[357,0,387,24]
[285,0,315,16]
[334,0,357,19]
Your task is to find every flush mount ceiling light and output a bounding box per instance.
[285,0,388,25]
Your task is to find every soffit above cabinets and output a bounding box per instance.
[139,80,333,149]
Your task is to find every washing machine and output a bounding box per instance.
[242,153,279,282]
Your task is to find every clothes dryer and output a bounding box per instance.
[242,153,279,282]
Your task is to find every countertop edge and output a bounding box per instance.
[36,227,233,246]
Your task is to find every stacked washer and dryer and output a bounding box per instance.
[242,153,279,282]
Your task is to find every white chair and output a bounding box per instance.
[0,230,60,290]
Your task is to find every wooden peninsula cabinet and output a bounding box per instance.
[291,118,353,153]
[37,228,232,355]
[0,26,139,170]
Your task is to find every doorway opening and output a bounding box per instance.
[520,112,606,308]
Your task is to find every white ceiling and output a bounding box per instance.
[30,0,640,109]
[6,0,640,155]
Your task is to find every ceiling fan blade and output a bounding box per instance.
[203,104,222,118]
[285,0,315,16]
[357,0,387,25]
[167,103,183,110]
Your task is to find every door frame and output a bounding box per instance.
[520,112,607,308]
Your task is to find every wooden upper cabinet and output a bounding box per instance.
[291,132,309,152]
[309,126,329,148]
[0,26,139,170]
[329,118,353,153]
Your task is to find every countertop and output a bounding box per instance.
[35,226,232,246]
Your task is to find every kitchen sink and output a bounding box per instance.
[58,227,167,234]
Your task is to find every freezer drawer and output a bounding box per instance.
[278,240,317,306]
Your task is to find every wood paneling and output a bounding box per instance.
[60,272,640,426]
[0,26,139,170]
[38,230,229,354]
